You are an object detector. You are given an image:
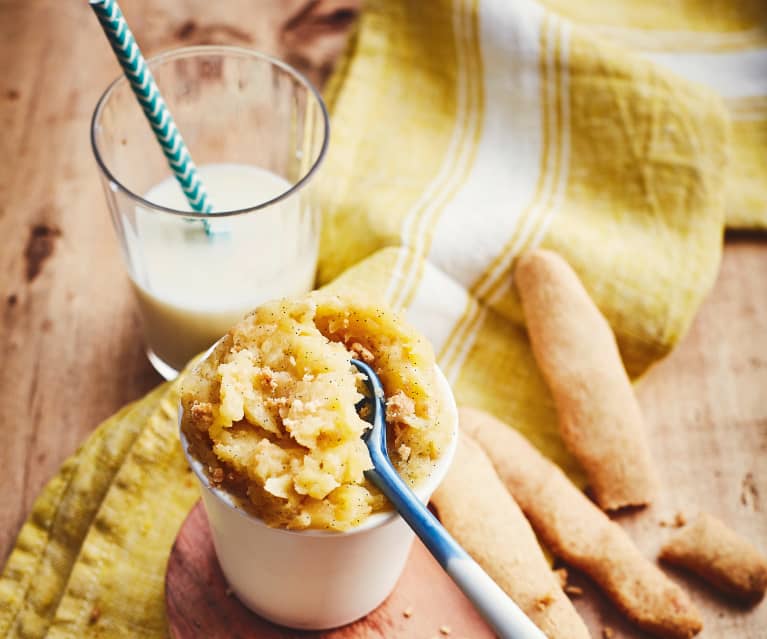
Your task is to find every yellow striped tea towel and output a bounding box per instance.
[318,0,727,456]
[540,0,767,229]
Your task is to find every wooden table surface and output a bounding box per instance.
[1,1,765,637]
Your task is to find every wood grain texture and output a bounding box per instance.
[0,1,765,637]
[166,501,493,639]
[571,234,767,638]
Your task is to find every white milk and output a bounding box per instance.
[130,163,317,376]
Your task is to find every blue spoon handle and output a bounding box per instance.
[365,457,547,639]
[352,358,546,639]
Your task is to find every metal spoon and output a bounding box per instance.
[352,358,546,639]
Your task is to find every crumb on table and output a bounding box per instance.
[535,592,554,611]
[659,511,687,528]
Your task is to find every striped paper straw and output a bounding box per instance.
[89,0,215,233]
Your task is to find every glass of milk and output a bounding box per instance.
[91,46,329,379]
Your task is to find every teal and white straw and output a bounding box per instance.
[89,0,215,232]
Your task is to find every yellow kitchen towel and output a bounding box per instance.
[539,0,767,229]
[0,380,198,639]
[0,0,734,637]
[318,0,728,377]
[0,387,167,637]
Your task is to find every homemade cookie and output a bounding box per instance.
[661,513,767,604]
[461,407,702,639]
[515,249,658,511]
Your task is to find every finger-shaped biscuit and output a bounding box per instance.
[432,434,591,639]
[461,407,702,639]
[660,513,767,604]
[515,249,658,511]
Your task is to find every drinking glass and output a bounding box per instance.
[91,46,329,379]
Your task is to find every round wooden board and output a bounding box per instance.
[166,501,494,639]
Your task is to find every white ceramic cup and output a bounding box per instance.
[179,365,458,630]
